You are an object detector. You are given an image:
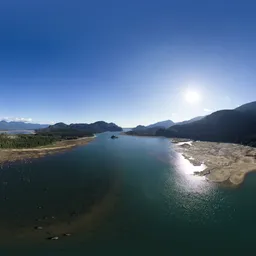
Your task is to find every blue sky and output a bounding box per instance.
[1,0,256,127]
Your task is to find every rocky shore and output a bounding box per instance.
[172,139,256,185]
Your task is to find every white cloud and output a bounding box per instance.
[203,108,212,112]
[1,117,33,123]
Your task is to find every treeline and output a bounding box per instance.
[0,134,59,149]
[35,128,94,139]
[0,128,94,149]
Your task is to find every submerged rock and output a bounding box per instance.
[70,211,77,217]
[194,168,212,176]
[34,226,43,230]
[43,187,49,192]
[48,236,59,240]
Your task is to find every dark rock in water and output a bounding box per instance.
[194,168,212,176]
[111,135,118,139]
[70,211,77,217]
[48,236,59,240]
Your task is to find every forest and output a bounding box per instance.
[35,128,94,139]
[0,134,59,149]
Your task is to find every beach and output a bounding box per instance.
[172,139,256,185]
[0,136,95,165]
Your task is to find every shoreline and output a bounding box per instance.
[172,139,256,185]
[120,132,161,138]
[0,136,95,165]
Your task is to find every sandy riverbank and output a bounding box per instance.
[0,136,95,165]
[172,139,256,185]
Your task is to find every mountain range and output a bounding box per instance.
[37,121,122,134]
[0,121,49,130]
[146,120,175,129]
[127,101,256,146]
[235,101,256,116]
[175,116,204,125]
[129,116,204,135]
[3,100,256,146]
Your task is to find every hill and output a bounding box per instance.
[128,120,174,136]
[146,120,174,129]
[36,121,122,139]
[236,101,256,116]
[126,126,162,136]
[70,121,122,133]
[156,110,256,145]
[175,116,204,126]
[0,121,49,130]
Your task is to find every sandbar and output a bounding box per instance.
[172,139,256,185]
[0,136,95,165]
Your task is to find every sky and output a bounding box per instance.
[1,0,256,127]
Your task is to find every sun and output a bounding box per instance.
[185,91,201,104]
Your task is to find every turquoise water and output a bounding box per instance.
[0,132,256,255]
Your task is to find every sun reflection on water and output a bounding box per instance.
[166,142,216,195]
[175,152,206,176]
[162,143,218,223]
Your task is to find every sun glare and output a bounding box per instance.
[185,91,201,104]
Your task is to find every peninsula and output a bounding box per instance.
[0,120,122,165]
[0,136,95,165]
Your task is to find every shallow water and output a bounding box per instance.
[0,132,256,254]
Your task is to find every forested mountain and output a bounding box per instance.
[175,116,204,126]
[36,121,122,139]
[156,110,256,143]
[126,101,256,146]
[146,120,174,129]
[236,101,256,116]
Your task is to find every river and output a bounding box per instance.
[0,132,255,255]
